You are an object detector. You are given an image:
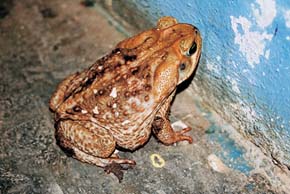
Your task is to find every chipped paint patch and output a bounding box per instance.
[230,16,273,67]
[227,76,241,94]
[230,102,257,123]
[251,0,276,28]
[230,0,276,67]
[208,154,230,173]
[207,62,220,74]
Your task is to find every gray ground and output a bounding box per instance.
[0,0,284,193]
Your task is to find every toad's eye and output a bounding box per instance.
[187,42,197,56]
[179,63,186,71]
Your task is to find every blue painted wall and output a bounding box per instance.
[131,0,290,167]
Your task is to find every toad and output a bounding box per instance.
[49,16,202,181]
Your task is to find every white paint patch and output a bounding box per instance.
[231,80,241,94]
[284,10,290,28]
[227,76,241,94]
[251,0,276,28]
[93,89,98,94]
[230,0,276,67]
[93,106,99,114]
[207,62,220,74]
[230,16,273,67]
[110,87,117,98]
[207,154,230,173]
[112,103,117,109]
[230,102,257,123]
[216,55,221,61]
[115,111,119,117]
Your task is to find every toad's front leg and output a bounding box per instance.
[152,116,193,145]
[152,92,193,145]
[55,120,136,181]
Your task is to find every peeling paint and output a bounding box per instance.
[227,76,241,94]
[230,102,257,124]
[206,62,220,74]
[230,0,276,67]
[251,0,276,28]
[230,16,273,67]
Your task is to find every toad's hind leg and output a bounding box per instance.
[55,120,135,180]
[49,71,88,111]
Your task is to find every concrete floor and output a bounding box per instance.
[0,0,288,193]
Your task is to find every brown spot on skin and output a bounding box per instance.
[107,84,112,90]
[114,62,122,68]
[73,106,82,112]
[144,95,150,101]
[162,54,167,60]
[115,98,121,104]
[123,74,128,80]
[131,80,138,85]
[124,54,137,62]
[143,73,151,79]
[98,89,104,95]
[115,75,122,81]
[104,67,111,73]
[131,91,137,96]
[130,67,139,75]
[145,85,151,91]
[124,91,130,98]
[123,111,129,116]
[99,118,106,123]
[131,102,137,109]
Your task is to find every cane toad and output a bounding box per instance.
[49,16,202,181]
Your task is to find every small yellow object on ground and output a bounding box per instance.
[150,153,165,168]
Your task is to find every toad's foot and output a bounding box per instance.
[104,161,136,182]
